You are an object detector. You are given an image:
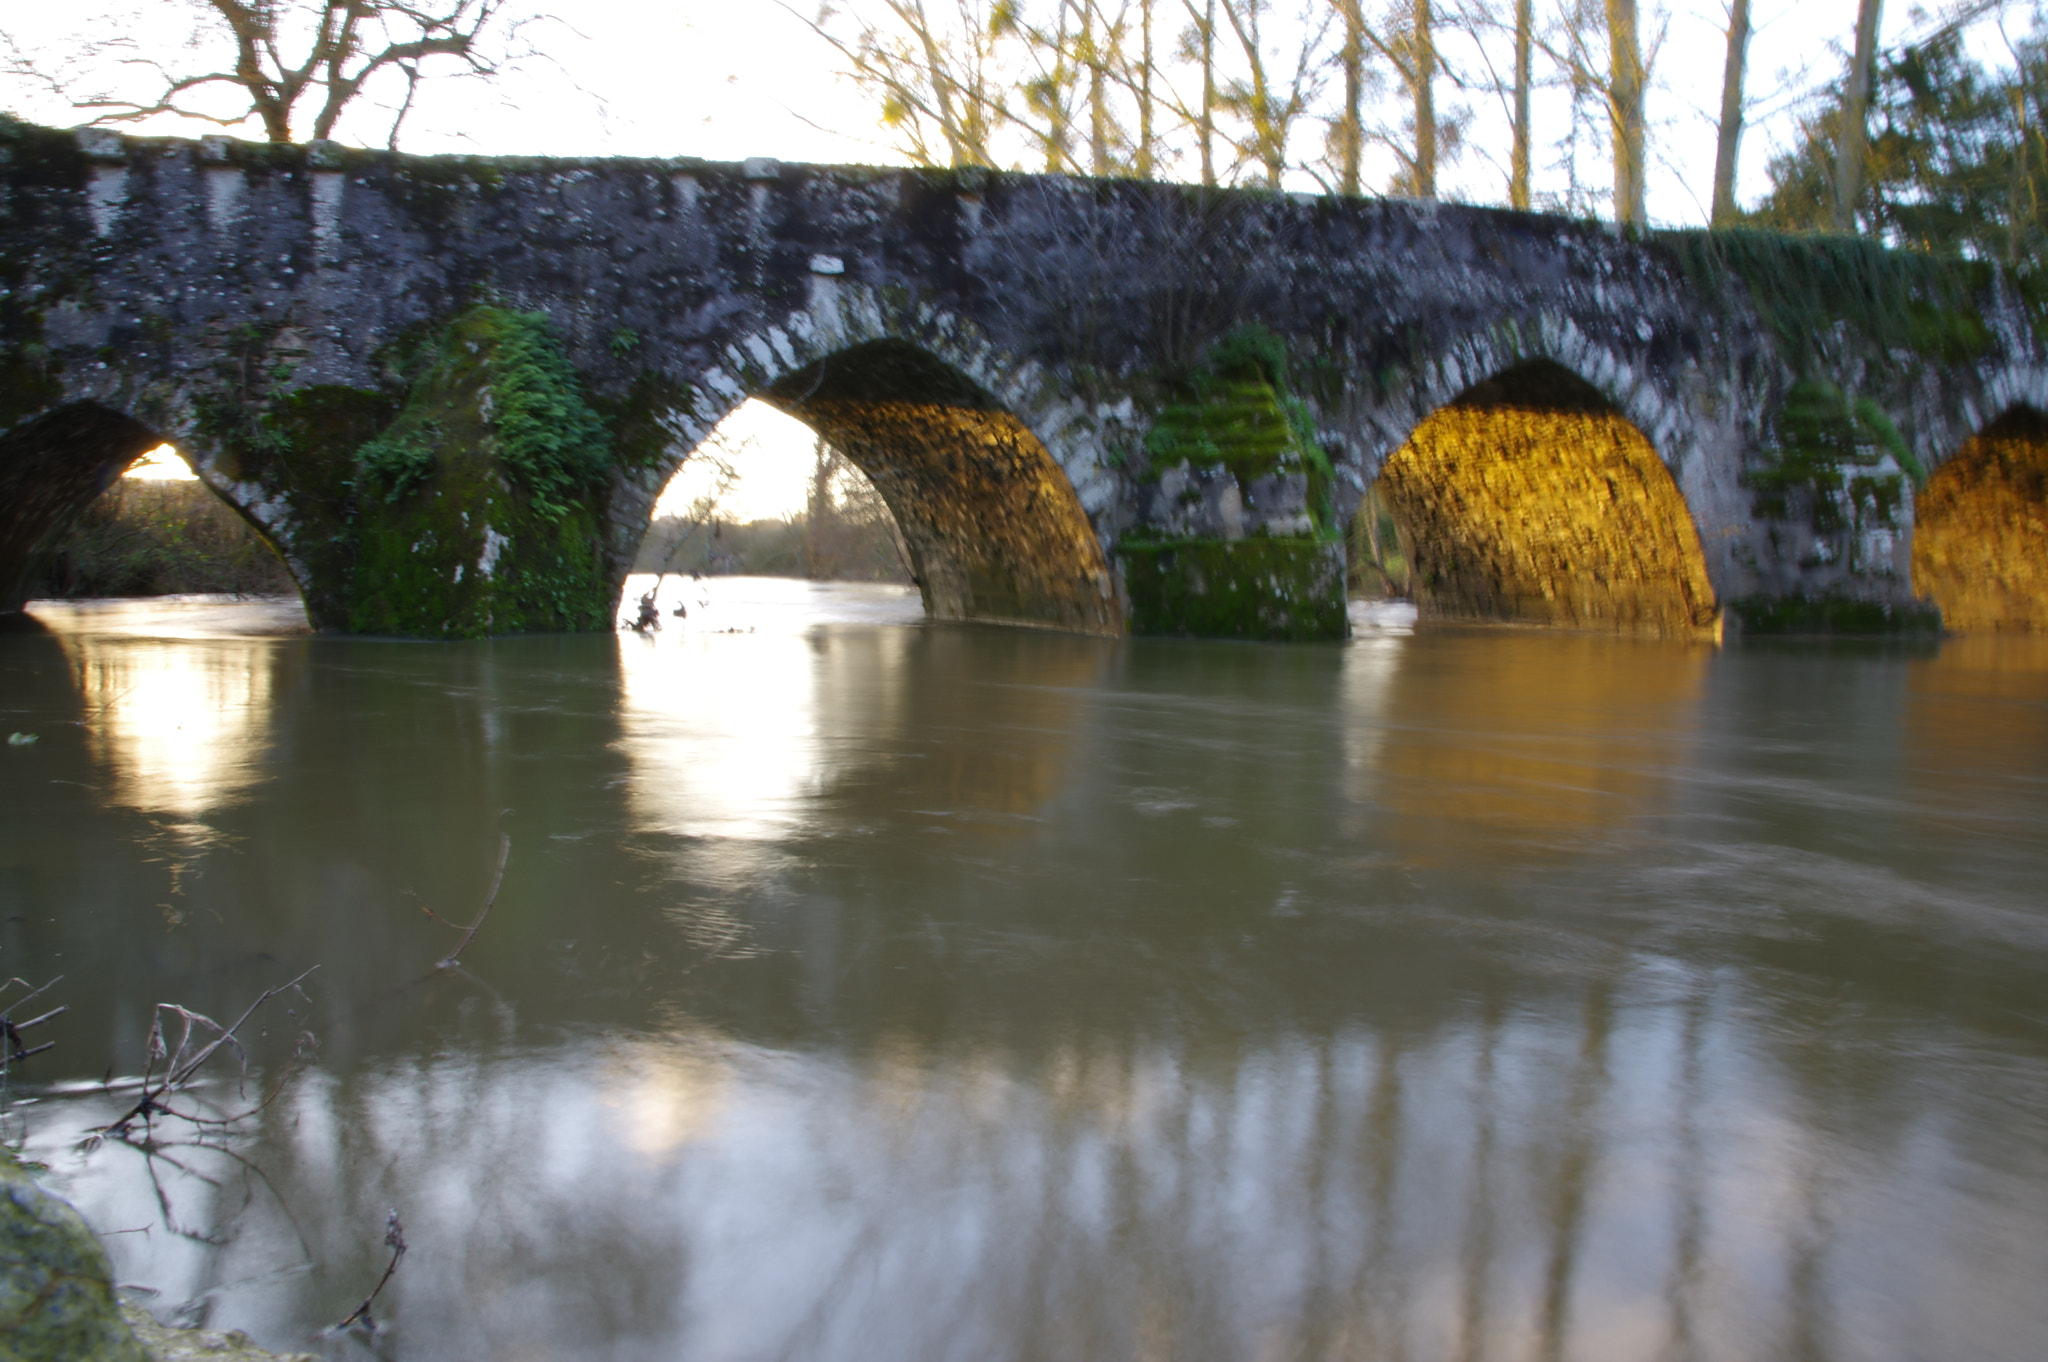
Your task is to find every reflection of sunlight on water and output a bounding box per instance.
[614,576,923,840]
[1339,633,1408,794]
[599,1029,737,1157]
[620,573,923,632]
[57,630,283,819]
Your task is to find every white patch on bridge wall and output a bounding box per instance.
[805,275,841,340]
[205,168,245,232]
[478,528,510,579]
[669,175,699,217]
[311,171,345,264]
[87,166,128,237]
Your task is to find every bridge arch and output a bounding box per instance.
[0,401,303,612]
[1913,406,2048,631]
[2,402,176,612]
[641,312,1120,634]
[1356,359,1719,635]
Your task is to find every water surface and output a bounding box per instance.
[3,578,2046,1361]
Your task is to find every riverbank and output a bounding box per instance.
[34,481,295,600]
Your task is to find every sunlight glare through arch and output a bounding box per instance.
[655,399,817,523]
[124,443,197,481]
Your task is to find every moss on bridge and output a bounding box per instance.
[342,307,614,637]
[1120,538,1349,642]
[1127,327,1349,641]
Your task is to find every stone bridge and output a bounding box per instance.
[3,117,2045,639]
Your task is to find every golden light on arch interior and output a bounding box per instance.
[1366,363,1718,636]
[1912,407,2048,632]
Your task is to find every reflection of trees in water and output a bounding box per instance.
[35,937,2042,1361]
[12,615,2048,1358]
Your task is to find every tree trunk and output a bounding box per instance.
[1711,0,1751,225]
[1086,5,1109,175]
[1413,0,1436,200]
[1832,0,1884,232]
[1138,0,1156,178]
[1338,0,1364,194]
[1201,0,1218,186]
[1511,0,1533,209]
[1607,0,1646,226]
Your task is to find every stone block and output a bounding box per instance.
[0,1147,149,1362]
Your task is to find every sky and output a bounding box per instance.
[13,1,2034,512]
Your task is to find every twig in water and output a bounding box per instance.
[333,1210,407,1334]
[89,968,317,1143]
[417,834,509,973]
[0,976,65,1072]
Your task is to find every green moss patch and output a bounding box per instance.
[1145,326,1338,534]
[1656,228,1995,368]
[1749,379,1915,532]
[1120,538,1349,642]
[343,306,613,638]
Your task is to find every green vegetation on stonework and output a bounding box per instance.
[1728,594,1944,636]
[1119,538,1349,642]
[342,306,613,638]
[1145,325,1339,535]
[355,419,441,500]
[354,306,612,518]
[1749,379,1913,533]
[1655,227,1996,368]
[1656,231,1960,531]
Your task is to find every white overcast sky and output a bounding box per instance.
[8,2,2031,514]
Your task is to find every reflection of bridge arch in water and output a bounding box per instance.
[1365,361,1720,636]
[1913,407,2048,632]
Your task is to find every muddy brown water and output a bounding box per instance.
[3,579,2046,1361]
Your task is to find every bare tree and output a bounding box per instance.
[1179,0,1222,184]
[798,0,1015,168]
[1407,0,1438,198]
[1511,0,1534,208]
[1710,0,1751,225]
[1135,0,1159,175]
[804,441,910,581]
[1328,0,1371,194]
[1832,0,1884,231]
[1535,0,1661,224]
[1334,1,1448,200]
[1442,0,1534,207]
[12,1,522,148]
[1607,0,1645,225]
[1215,0,1330,187]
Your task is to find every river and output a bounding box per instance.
[3,578,2046,1361]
